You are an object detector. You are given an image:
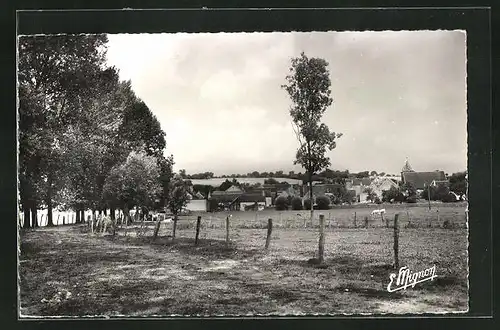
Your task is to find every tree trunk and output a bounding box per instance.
[124,205,130,227]
[23,206,31,229]
[172,214,178,239]
[46,173,54,226]
[309,171,314,227]
[110,207,115,221]
[75,209,80,224]
[31,201,38,228]
[47,199,54,227]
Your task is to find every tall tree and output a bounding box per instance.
[282,52,342,226]
[167,176,189,239]
[18,34,109,226]
[102,151,162,226]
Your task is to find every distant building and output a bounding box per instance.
[345,178,372,202]
[400,157,447,192]
[302,183,345,202]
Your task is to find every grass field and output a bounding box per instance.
[19,204,468,317]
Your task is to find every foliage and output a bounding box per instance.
[363,187,377,202]
[291,197,303,210]
[102,151,162,212]
[186,172,215,179]
[282,52,342,218]
[316,196,330,210]
[382,186,405,203]
[275,196,289,211]
[400,181,417,202]
[441,193,457,203]
[355,171,370,178]
[449,172,467,196]
[264,178,279,185]
[168,177,189,216]
[303,199,312,210]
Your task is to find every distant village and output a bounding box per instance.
[180,158,467,213]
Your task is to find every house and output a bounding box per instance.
[185,192,209,212]
[302,183,345,202]
[400,157,447,192]
[345,178,372,202]
[209,185,270,211]
[238,193,267,211]
[366,177,399,201]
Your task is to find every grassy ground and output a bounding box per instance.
[19,207,468,317]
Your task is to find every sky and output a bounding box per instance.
[105,30,467,176]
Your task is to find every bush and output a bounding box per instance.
[275,196,289,211]
[441,193,457,203]
[406,195,417,203]
[303,199,312,210]
[374,196,382,204]
[316,196,330,210]
[291,197,303,210]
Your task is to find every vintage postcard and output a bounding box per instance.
[18,22,469,317]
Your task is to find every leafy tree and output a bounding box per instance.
[382,186,405,203]
[264,178,279,185]
[18,34,110,226]
[449,172,467,196]
[379,172,386,176]
[370,171,378,176]
[400,181,417,203]
[275,196,289,211]
[330,185,355,204]
[102,151,162,226]
[291,197,303,210]
[355,171,370,178]
[168,176,190,238]
[179,169,187,179]
[316,195,330,210]
[282,52,342,227]
[363,187,377,202]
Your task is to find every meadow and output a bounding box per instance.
[19,203,468,317]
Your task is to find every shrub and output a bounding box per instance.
[303,199,312,210]
[291,197,303,210]
[406,195,417,203]
[441,193,457,203]
[275,196,289,211]
[374,196,382,204]
[316,196,330,210]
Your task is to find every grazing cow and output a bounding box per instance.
[371,208,386,216]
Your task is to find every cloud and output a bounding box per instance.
[106,30,467,175]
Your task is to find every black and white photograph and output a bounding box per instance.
[18,27,470,317]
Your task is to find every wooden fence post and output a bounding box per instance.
[407,210,411,227]
[364,216,369,228]
[151,218,162,242]
[225,215,230,244]
[393,213,400,269]
[318,214,325,264]
[265,218,273,250]
[195,216,202,245]
[436,209,440,224]
[354,212,357,227]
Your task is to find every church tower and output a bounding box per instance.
[401,157,414,173]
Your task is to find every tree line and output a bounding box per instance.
[18,35,180,229]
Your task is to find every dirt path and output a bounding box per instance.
[19,225,468,316]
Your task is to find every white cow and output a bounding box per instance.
[371,208,386,216]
